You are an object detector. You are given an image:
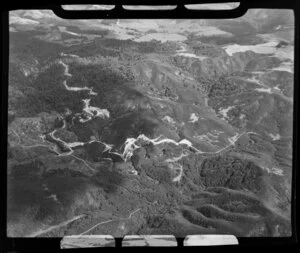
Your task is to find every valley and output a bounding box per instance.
[7,9,294,237]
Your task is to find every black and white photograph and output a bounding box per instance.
[6,4,294,239]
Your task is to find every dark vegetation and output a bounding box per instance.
[43,168,87,178]
[10,160,43,179]
[12,64,85,116]
[261,71,293,97]
[199,156,264,192]
[8,18,293,237]
[208,76,241,97]
[45,133,71,153]
[8,161,68,222]
[245,57,281,72]
[59,31,82,41]
[197,34,265,46]
[68,60,135,113]
[92,167,125,194]
[243,134,277,154]
[146,215,170,229]
[225,106,244,128]
[9,62,31,88]
[212,20,257,36]
[181,207,221,230]
[67,25,110,36]
[276,41,289,48]
[80,142,107,162]
[94,38,177,54]
[11,54,138,119]
[10,31,63,64]
[143,164,172,184]
[8,63,33,113]
[196,204,259,223]
[65,38,176,58]
[53,128,77,143]
[65,41,120,58]
[8,159,126,229]
[186,42,227,57]
[100,111,158,149]
[194,76,213,95]
[182,186,291,236]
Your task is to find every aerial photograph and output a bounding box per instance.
[7,6,294,238]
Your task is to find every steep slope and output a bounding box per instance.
[7,9,294,237]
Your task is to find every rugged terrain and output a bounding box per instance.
[7,9,294,237]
